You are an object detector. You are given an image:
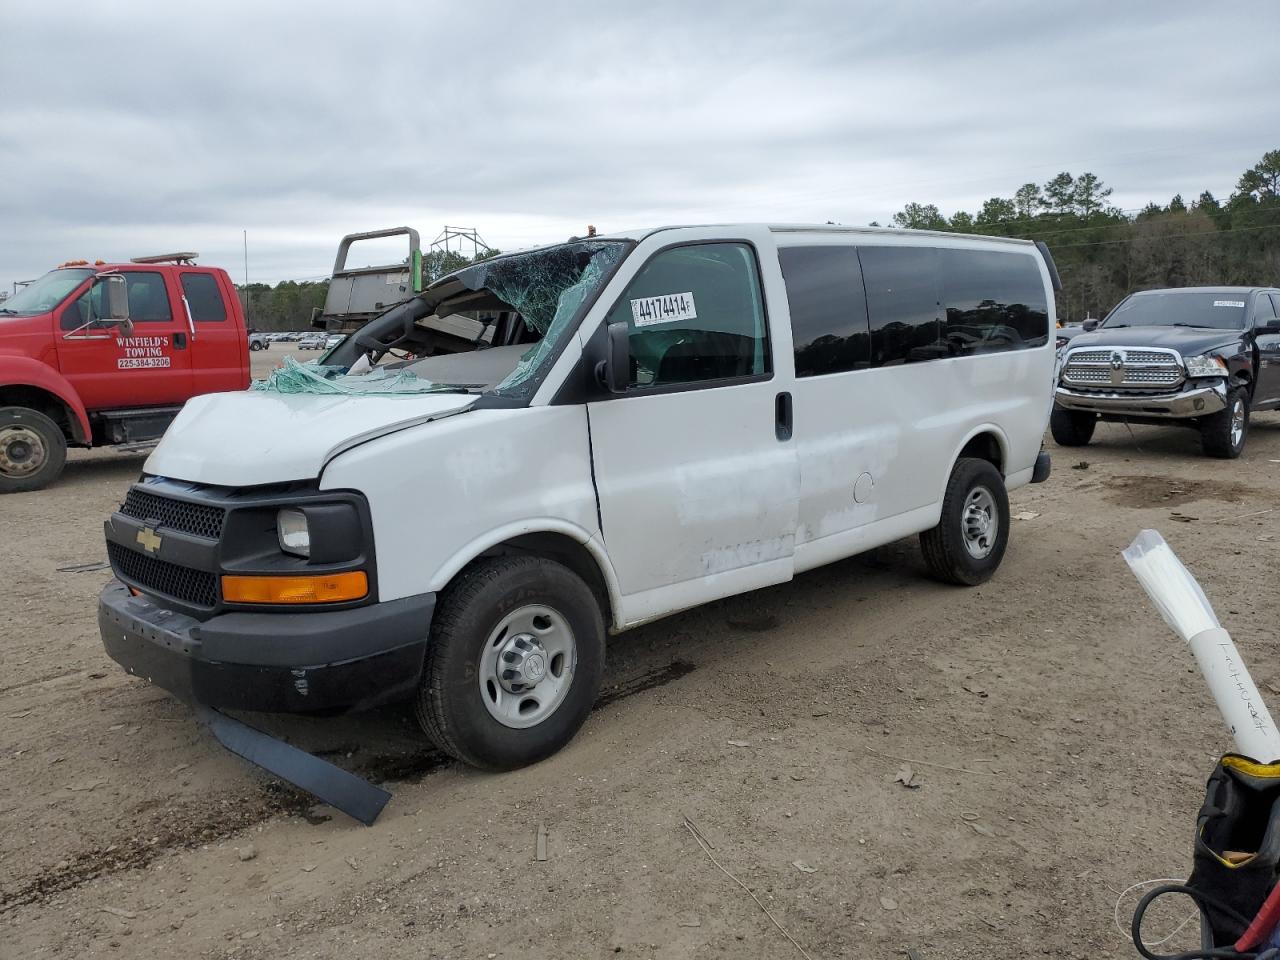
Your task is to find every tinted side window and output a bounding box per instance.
[60,271,171,329]
[180,273,227,322]
[604,243,769,388]
[941,249,1049,353]
[858,246,942,366]
[778,246,870,376]
[1255,293,1279,322]
[125,272,172,322]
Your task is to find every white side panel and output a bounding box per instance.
[319,406,602,603]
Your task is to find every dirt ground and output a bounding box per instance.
[3,359,1278,959]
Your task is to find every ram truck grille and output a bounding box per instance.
[1061,346,1184,391]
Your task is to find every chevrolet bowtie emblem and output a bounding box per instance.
[136,527,162,553]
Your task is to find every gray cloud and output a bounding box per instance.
[1,0,1276,288]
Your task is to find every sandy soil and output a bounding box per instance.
[2,387,1278,959]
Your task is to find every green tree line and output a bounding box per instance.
[236,246,501,332]
[888,149,1280,320]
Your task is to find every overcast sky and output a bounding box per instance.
[2,0,1276,289]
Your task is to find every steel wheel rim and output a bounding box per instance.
[478,604,576,729]
[961,485,998,560]
[0,425,46,478]
[1231,399,1245,448]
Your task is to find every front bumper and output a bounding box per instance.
[98,580,434,713]
[1054,382,1227,419]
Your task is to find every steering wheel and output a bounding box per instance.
[353,313,416,364]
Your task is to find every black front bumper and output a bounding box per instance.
[98,580,435,713]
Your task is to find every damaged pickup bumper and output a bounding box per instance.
[1054,381,1228,419]
[98,580,434,713]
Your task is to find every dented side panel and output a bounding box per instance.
[318,405,604,605]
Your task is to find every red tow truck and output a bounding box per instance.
[0,253,249,492]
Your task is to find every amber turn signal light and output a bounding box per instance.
[221,571,368,605]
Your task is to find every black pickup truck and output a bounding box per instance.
[1052,286,1280,458]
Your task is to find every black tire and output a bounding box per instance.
[1200,386,1249,459]
[1049,406,1096,447]
[250,341,262,351]
[919,457,1010,586]
[415,556,606,771]
[0,406,68,494]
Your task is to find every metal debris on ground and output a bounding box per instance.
[56,560,111,573]
[894,765,922,789]
[536,821,548,861]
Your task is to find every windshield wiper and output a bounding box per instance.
[1169,322,1214,329]
[0,308,17,315]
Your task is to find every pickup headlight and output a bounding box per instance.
[1184,354,1228,377]
[277,508,311,558]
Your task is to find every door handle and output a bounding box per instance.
[775,391,793,441]
[174,332,187,349]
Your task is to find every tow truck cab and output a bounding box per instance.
[0,254,249,492]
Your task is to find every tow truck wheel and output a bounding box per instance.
[0,406,67,494]
[919,457,1010,586]
[416,556,606,771]
[1200,386,1249,459]
[1049,406,1096,447]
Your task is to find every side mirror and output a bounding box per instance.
[595,321,630,394]
[1082,318,1099,332]
[99,275,132,334]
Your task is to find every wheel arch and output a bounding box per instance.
[428,521,623,632]
[0,370,91,445]
[947,425,1008,479]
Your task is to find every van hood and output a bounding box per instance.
[144,390,475,487]
[1068,325,1242,356]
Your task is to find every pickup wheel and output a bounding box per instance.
[415,556,606,771]
[1200,387,1249,459]
[250,341,263,351]
[0,406,68,493]
[920,457,1009,586]
[1049,406,1096,446]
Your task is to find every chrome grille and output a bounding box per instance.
[121,488,225,540]
[1061,346,1184,391]
[107,541,219,608]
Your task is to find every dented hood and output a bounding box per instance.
[144,390,474,486]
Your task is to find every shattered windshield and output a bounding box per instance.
[0,268,92,317]
[253,240,629,397]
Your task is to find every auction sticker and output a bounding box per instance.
[1214,300,1245,308]
[631,292,697,327]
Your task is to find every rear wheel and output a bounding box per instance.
[0,406,68,493]
[415,556,606,771]
[1200,387,1249,459]
[1049,406,1096,446]
[920,457,1010,586]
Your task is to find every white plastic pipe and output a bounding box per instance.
[1124,529,1280,762]
[1186,626,1280,762]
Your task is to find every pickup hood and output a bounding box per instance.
[1068,325,1241,356]
[144,390,475,486]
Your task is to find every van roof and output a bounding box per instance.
[597,223,1037,247]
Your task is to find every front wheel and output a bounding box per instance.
[0,406,68,493]
[415,556,606,771]
[1049,406,1096,446]
[919,457,1010,586]
[1200,387,1249,459]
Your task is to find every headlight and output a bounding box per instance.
[1184,354,1228,377]
[277,508,311,557]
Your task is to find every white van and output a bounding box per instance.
[99,225,1057,770]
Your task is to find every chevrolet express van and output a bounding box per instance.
[99,225,1057,770]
